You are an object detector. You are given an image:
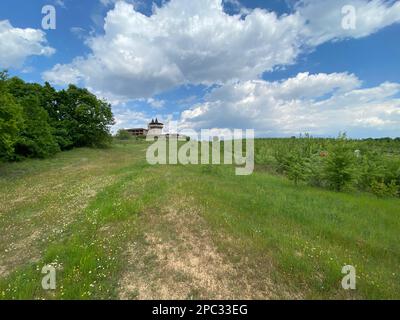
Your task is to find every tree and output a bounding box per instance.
[42,82,74,150]
[0,71,23,160]
[324,134,356,191]
[14,96,59,159]
[55,85,114,148]
[0,71,115,161]
[115,129,132,140]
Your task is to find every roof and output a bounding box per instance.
[153,118,164,125]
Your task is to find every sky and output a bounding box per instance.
[0,0,400,138]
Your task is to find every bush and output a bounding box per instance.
[323,142,356,191]
[308,153,326,188]
[115,129,132,140]
[257,134,400,197]
[285,153,309,185]
[356,150,385,190]
[370,180,398,198]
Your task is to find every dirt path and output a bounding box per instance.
[118,196,280,300]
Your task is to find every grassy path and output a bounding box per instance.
[0,141,399,299]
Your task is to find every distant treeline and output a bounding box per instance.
[0,70,114,162]
[254,134,400,198]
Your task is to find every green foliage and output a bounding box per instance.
[356,150,385,190]
[0,71,115,161]
[0,71,23,160]
[323,135,356,191]
[13,96,59,159]
[115,129,132,140]
[307,153,326,188]
[370,179,398,198]
[54,85,114,148]
[275,149,309,185]
[258,134,400,197]
[1,141,400,299]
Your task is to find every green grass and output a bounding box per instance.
[0,140,399,299]
[184,166,400,298]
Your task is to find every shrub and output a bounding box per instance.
[356,150,386,190]
[324,138,356,191]
[308,153,327,187]
[115,129,132,140]
[257,135,400,197]
[285,154,310,185]
[370,180,398,198]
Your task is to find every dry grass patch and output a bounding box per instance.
[119,196,277,300]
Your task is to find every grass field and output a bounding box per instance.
[0,140,399,299]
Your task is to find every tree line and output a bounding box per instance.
[0,71,114,162]
[255,134,400,198]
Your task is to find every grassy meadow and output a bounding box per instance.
[0,139,399,299]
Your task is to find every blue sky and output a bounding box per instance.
[1,0,400,137]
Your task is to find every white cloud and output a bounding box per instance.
[43,0,400,101]
[147,98,165,109]
[297,0,400,45]
[43,0,304,98]
[112,108,149,132]
[54,0,66,8]
[42,0,400,137]
[70,27,87,39]
[180,73,400,136]
[43,61,83,86]
[0,20,55,69]
[99,0,120,6]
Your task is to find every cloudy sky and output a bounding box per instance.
[1,0,400,137]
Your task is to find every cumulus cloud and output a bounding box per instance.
[297,0,400,45]
[43,61,83,86]
[297,0,400,46]
[0,20,55,69]
[112,108,150,132]
[180,73,400,136]
[147,98,165,109]
[41,0,400,136]
[43,0,304,98]
[43,0,400,101]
